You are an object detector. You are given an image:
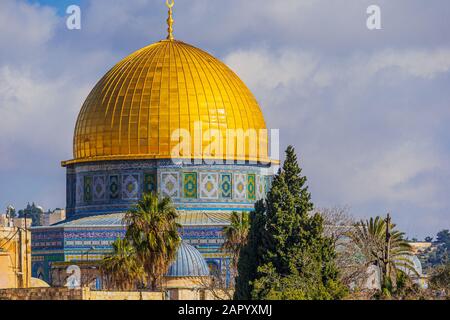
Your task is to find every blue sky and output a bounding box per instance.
[1,0,450,239]
[28,0,80,14]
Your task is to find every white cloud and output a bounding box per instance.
[225,49,320,91]
[345,141,440,203]
[0,0,58,61]
[0,66,88,162]
[225,46,450,237]
[358,49,450,80]
[226,48,450,93]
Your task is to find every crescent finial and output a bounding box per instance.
[166,0,175,40]
[166,0,175,9]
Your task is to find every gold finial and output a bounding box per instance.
[166,0,175,41]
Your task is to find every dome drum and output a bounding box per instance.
[65,159,273,219]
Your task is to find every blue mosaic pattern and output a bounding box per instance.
[66,160,273,218]
[93,175,106,201]
[122,174,139,200]
[109,175,120,199]
[66,175,76,209]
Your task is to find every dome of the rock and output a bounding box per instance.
[66,40,268,165]
[31,2,277,286]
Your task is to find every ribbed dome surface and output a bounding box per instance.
[68,40,268,165]
[167,242,209,277]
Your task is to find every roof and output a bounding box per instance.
[65,39,269,166]
[167,242,210,277]
[31,277,50,288]
[52,213,125,228]
[43,211,232,228]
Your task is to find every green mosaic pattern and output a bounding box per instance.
[183,172,198,199]
[220,174,232,199]
[247,174,256,201]
[84,176,92,203]
[144,173,157,194]
[109,175,119,199]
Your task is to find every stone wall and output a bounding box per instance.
[0,288,82,300]
[0,287,163,300]
[83,289,163,300]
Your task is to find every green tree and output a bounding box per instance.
[423,230,450,267]
[123,193,181,290]
[436,230,450,245]
[222,211,250,279]
[236,146,346,300]
[234,201,267,299]
[349,215,417,295]
[100,237,145,290]
[429,263,450,296]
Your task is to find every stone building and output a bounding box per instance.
[0,216,32,289]
[39,209,66,227]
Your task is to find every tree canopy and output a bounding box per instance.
[235,146,346,300]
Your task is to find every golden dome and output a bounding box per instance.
[64,40,269,165]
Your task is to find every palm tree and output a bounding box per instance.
[222,211,250,279]
[349,214,418,294]
[100,237,145,291]
[123,193,181,290]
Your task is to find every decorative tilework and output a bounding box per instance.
[143,173,157,194]
[122,174,139,200]
[93,176,106,201]
[67,175,75,208]
[220,174,232,199]
[200,173,219,199]
[109,175,120,200]
[84,176,92,203]
[183,172,198,199]
[247,174,256,201]
[265,175,272,194]
[207,260,221,277]
[256,175,265,200]
[76,176,83,204]
[67,160,274,218]
[161,172,180,198]
[233,174,246,200]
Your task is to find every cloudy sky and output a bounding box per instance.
[0,0,449,239]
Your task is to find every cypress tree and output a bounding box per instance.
[234,200,266,300]
[235,146,346,300]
